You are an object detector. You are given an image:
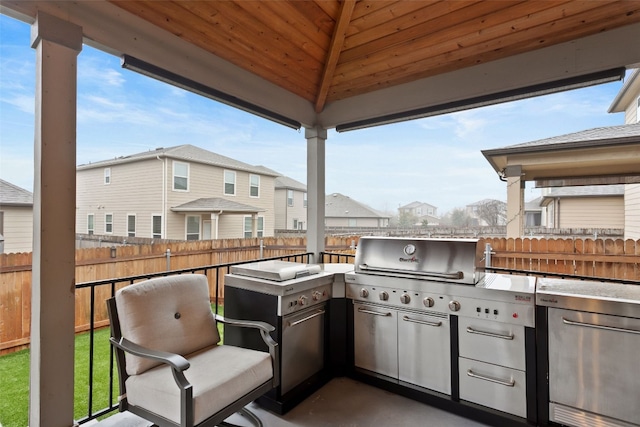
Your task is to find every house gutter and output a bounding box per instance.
[157,155,166,238]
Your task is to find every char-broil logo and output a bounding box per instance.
[515,295,531,302]
[400,244,419,263]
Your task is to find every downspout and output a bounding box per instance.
[157,155,166,237]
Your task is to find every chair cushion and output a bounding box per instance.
[125,344,273,425]
[115,274,220,375]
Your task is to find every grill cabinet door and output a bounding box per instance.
[353,302,398,379]
[398,311,451,395]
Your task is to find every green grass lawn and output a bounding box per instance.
[0,305,224,427]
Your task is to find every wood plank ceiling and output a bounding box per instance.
[111,1,640,114]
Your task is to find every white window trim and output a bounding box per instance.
[105,213,114,234]
[186,215,201,240]
[152,214,162,239]
[172,160,189,192]
[104,168,111,185]
[243,215,264,238]
[287,189,294,207]
[224,170,236,196]
[637,96,640,123]
[87,213,94,235]
[303,192,307,208]
[249,174,260,198]
[127,214,136,237]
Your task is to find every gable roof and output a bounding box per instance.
[609,68,640,113]
[275,176,307,191]
[77,144,280,177]
[0,179,33,206]
[325,193,388,219]
[466,198,506,207]
[399,201,437,210]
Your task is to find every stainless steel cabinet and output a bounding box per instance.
[548,307,640,427]
[398,311,450,394]
[353,302,398,378]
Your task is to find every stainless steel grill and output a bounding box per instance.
[346,236,537,423]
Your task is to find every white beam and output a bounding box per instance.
[306,127,327,261]
[29,11,82,427]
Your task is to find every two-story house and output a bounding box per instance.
[0,179,34,253]
[76,145,277,240]
[325,193,389,228]
[398,201,439,226]
[274,176,307,230]
[609,68,640,239]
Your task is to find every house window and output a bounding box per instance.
[0,211,4,235]
[348,218,357,227]
[244,216,264,238]
[104,168,111,185]
[186,216,200,240]
[224,170,236,195]
[637,96,640,122]
[293,218,298,229]
[303,192,307,208]
[105,214,113,234]
[287,190,294,207]
[173,161,189,191]
[249,174,260,197]
[152,215,162,239]
[127,214,136,237]
[87,214,94,235]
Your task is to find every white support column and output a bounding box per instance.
[505,165,525,238]
[29,12,82,427]
[251,213,258,238]
[306,127,327,262]
[211,212,219,239]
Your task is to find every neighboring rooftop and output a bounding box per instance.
[543,185,625,198]
[275,176,307,191]
[77,144,280,177]
[0,179,33,206]
[325,193,388,219]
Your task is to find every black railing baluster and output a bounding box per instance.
[88,284,96,418]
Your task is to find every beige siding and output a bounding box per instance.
[325,217,381,227]
[1,206,33,253]
[274,189,287,229]
[624,97,638,123]
[77,159,165,238]
[558,197,624,229]
[625,184,640,240]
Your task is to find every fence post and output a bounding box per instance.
[260,239,264,259]
[484,243,494,269]
[166,249,171,271]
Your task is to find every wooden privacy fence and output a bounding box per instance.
[480,237,640,281]
[0,236,359,355]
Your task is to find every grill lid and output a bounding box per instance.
[354,236,482,285]
[230,260,321,282]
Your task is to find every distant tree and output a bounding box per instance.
[398,210,418,227]
[475,200,506,226]
[449,208,473,227]
[421,219,429,227]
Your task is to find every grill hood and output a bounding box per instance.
[354,237,482,285]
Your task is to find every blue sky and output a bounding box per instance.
[0,14,629,215]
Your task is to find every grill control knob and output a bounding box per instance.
[379,291,389,301]
[312,290,323,301]
[423,297,435,308]
[298,295,308,306]
[359,288,369,298]
[448,300,461,312]
[400,293,411,304]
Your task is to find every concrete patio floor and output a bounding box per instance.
[95,377,489,427]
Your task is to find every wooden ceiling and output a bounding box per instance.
[110,1,640,113]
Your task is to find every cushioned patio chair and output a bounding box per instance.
[106,274,279,427]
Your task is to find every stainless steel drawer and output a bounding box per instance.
[459,357,527,418]
[458,317,526,371]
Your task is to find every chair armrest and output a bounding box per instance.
[215,314,280,388]
[110,337,190,372]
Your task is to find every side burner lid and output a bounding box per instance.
[230,260,321,282]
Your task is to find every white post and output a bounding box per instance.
[306,126,327,262]
[505,165,525,238]
[29,12,82,427]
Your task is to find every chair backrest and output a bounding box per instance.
[115,274,220,375]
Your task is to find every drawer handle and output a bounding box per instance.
[467,369,515,387]
[288,309,325,327]
[466,326,514,340]
[357,308,392,317]
[402,315,442,327]
[561,317,640,335]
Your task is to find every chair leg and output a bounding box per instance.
[218,407,263,427]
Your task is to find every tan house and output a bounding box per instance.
[274,176,307,230]
[540,185,625,229]
[325,193,389,228]
[0,179,33,253]
[398,201,440,226]
[76,145,277,240]
[609,68,640,239]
